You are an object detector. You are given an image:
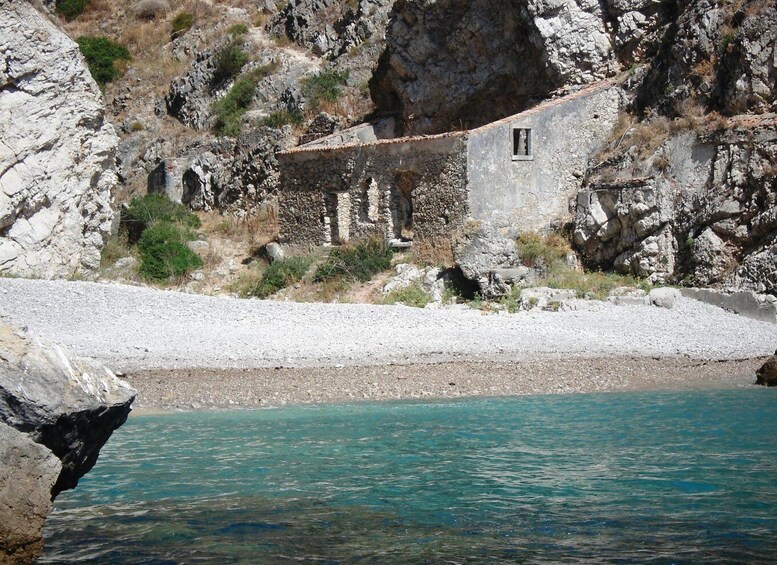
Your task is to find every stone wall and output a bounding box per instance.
[278,135,468,245]
[467,83,623,232]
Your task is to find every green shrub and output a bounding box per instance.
[227,23,249,35]
[212,74,258,136]
[262,109,304,128]
[245,257,312,298]
[314,237,393,283]
[76,36,131,89]
[171,12,195,37]
[516,232,570,269]
[383,282,430,308]
[56,0,89,20]
[137,221,202,281]
[301,69,349,110]
[124,193,200,243]
[211,39,248,88]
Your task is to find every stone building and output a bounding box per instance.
[277,80,623,246]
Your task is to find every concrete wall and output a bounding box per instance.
[466,85,623,232]
[301,118,397,149]
[278,135,468,245]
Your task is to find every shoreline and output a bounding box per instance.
[125,355,768,414]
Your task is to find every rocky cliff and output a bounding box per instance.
[369,0,673,135]
[0,0,117,278]
[0,321,135,563]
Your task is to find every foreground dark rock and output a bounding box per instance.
[0,322,135,563]
[756,351,777,387]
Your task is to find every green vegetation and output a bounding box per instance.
[227,23,249,35]
[171,12,195,38]
[262,109,304,128]
[383,282,430,308]
[212,64,278,136]
[137,222,202,281]
[242,257,312,298]
[56,0,89,20]
[301,70,349,111]
[100,233,134,269]
[118,194,203,282]
[76,36,131,89]
[516,232,569,270]
[314,237,394,283]
[124,193,201,242]
[211,39,249,88]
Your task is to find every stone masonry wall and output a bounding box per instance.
[278,135,468,245]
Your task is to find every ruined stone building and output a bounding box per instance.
[277,81,623,246]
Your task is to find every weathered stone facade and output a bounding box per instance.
[278,81,622,246]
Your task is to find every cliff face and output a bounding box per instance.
[0,0,116,278]
[369,0,672,135]
[0,321,135,563]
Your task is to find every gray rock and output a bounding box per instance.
[0,323,136,495]
[383,263,422,294]
[453,223,521,298]
[0,421,61,564]
[265,242,285,263]
[0,1,116,278]
[756,351,777,386]
[648,287,682,309]
[608,286,649,306]
[519,287,578,311]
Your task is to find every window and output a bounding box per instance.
[512,127,532,161]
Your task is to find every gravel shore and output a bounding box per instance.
[0,279,773,411]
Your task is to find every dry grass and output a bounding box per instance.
[411,236,455,268]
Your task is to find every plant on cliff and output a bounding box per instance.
[137,222,202,281]
[76,36,131,89]
[262,109,304,128]
[301,69,349,111]
[56,0,90,20]
[314,237,394,283]
[212,63,278,136]
[171,12,195,38]
[210,39,249,89]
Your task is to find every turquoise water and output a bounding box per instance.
[42,389,777,563]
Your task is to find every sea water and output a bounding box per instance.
[41,389,777,563]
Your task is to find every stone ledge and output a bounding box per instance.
[681,288,777,324]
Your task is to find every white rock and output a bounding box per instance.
[0,2,117,278]
[648,287,682,309]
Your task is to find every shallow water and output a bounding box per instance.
[42,389,777,563]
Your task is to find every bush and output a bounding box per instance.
[516,232,570,269]
[262,109,304,128]
[76,36,131,89]
[124,193,201,243]
[301,69,349,110]
[245,257,312,298]
[383,282,430,308]
[227,23,249,35]
[56,0,89,20]
[210,39,248,89]
[314,237,394,283]
[212,74,258,136]
[137,222,202,281]
[133,0,169,20]
[171,12,195,37]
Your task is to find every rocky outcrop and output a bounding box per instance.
[756,350,777,386]
[0,322,135,562]
[369,0,674,135]
[574,117,777,292]
[0,0,117,278]
[268,0,395,60]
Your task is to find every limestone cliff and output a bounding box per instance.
[369,0,672,135]
[0,321,135,563]
[0,0,116,278]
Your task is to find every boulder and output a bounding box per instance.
[0,422,61,565]
[453,223,521,298]
[756,351,777,387]
[0,0,117,278]
[0,322,135,562]
[648,287,682,309]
